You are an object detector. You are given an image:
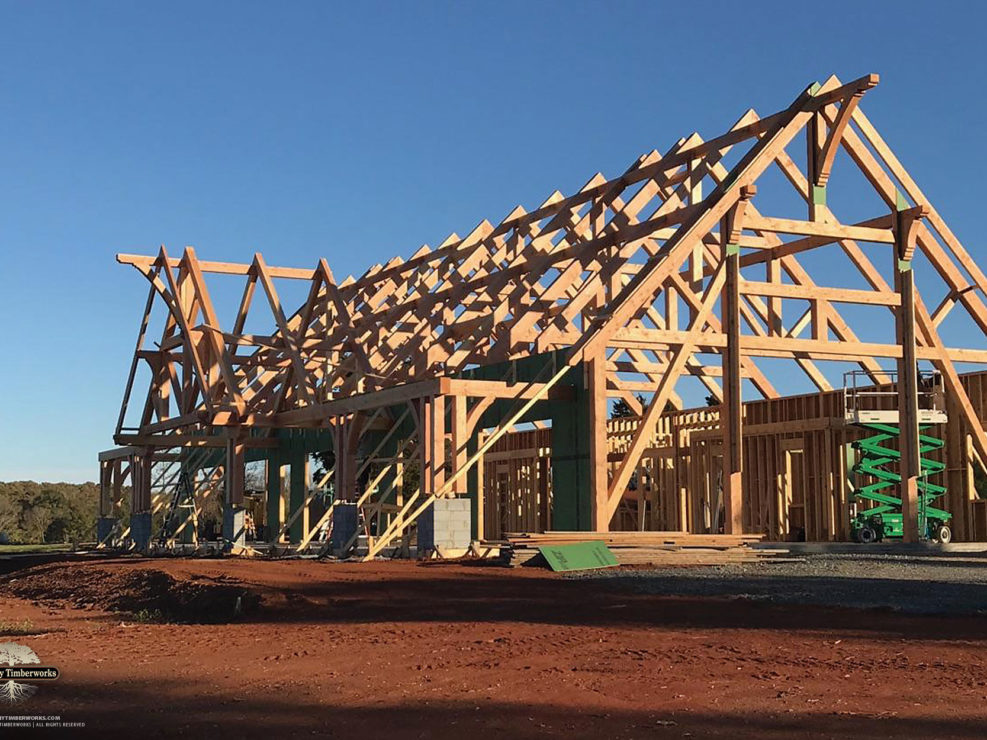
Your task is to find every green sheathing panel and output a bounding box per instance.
[538,541,619,572]
[466,434,480,537]
[258,429,334,544]
[548,378,592,531]
[456,349,592,534]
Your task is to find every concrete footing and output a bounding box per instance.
[97,516,118,544]
[223,506,246,548]
[418,497,472,554]
[331,503,359,556]
[130,512,152,551]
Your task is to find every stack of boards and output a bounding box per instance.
[502,531,784,568]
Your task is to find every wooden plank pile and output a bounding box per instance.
[502,531,784,568]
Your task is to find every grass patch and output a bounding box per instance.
[0,544,73,555]
[0,619,39,636]
[0,619,65,637]
[132,608,163,624]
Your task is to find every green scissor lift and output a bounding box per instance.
[849,422,952,543]
[845,370,952,544]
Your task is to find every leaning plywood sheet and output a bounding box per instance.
[538,541,620,572]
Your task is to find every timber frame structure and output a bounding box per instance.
[99,73,987,553]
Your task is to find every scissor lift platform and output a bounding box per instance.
[844,371,952,543]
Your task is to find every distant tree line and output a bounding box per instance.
[0,481,97,545]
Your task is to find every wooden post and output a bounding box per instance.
[419,397,434,496]
[587,350,610,531]
[806,111,825,221]
[450,396,468,493]
[721,188,754,534]
[333,417,349,501]
[99,461,113,517]
[965,435,977,537]
[419,396,448,494]
[341,415,362,502]
[279,466,288,535]
[475,432,486,539]
[112,459,124,515]
[133,451,153,514]
[131,455,141,514]
[766,258,782,336]
[721,242,743,534]
[675,421,688,531]
[945,390,968,540]
[431,395,447,495]
[124,450,153,548]
[225,437,246,507]
[395,439,405,529]
[895,204,923,542]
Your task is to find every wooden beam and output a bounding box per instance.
[120,253,318,280]
[743,214,893,243]
[609,327,987,363]
[445,378,575,401]
[275,378,446,424]
[739,281,900,306]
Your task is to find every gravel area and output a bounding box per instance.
[576,553,987,616]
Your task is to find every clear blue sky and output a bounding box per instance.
[1,1,984,482]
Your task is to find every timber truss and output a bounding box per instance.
[104,73,987,549]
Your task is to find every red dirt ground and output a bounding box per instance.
[1,556,985,739]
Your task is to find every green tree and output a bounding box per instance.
[611,394,645,419]
[610,394,678,419]
[0,481,98,544]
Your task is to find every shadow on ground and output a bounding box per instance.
[24,676,986,740]
[4,556,987,642]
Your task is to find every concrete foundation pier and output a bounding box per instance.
[130,512,152,551]
[418,497,472,555]
[223,506,246,548]
[331,503,359,556]
[97,516,118,545]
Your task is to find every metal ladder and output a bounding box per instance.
[157,468,197,547]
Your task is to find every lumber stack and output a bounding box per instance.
[502,531,784,568]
